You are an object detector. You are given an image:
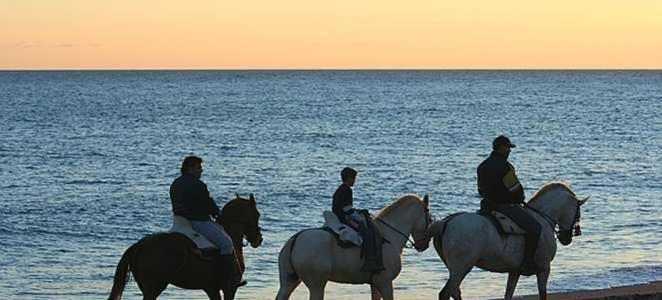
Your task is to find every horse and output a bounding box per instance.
[276,194,433,300]
[108,194,263,300]
[428,182,588,300]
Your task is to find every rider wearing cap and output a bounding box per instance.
[477,135,541,276]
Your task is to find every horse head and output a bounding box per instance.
[412,194,433,251]
[528,182,588,246]
[557,195,589,245]
[375,193,432,252]
[219,193,263,248]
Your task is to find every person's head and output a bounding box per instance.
[492,135,516,158]
[340,167,358,187]
[181,155,203,178]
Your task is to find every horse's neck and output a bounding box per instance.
[527,190,567,224]
[222,222,243,243]
[377,205,419,249]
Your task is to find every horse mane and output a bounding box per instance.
[220,196,247,221]
[527,181,575,204]
[222,197,243,209]
[376,194,422,219]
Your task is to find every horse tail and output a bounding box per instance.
[108,242,139,300]
[279,230,307,279]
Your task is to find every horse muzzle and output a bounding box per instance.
[250,236,263,248]
[558,230,573,245]
[414,238,431,252]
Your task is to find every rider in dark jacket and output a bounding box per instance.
[332,167,384,273]
[170,156,246,288]
[332,168,356,224]
[171,173,220,221]
[477,136,541,276]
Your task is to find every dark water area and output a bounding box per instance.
[0,71,660,299]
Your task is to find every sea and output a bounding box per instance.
[0,70,660,299]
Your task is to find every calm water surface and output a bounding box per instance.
[0,71,660,299]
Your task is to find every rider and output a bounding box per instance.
[332,167,359,226]
[477,135,541,276]
[170,155,246,287]
[332,167,384,272]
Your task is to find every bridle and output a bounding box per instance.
[527,199,582,241]
[376,204,432,251]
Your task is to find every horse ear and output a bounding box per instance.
[423,194,429,207]
[578,196,590,206]
[249,193,255,203]
[235,192,240,199]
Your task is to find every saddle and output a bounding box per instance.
[478,210,527,235]
[322,210,387,273]
[320,227,358,249]
[322,211,363,247]
[168,215,220,258]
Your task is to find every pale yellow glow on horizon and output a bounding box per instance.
[1,0,661,69]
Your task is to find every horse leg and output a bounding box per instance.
[536,269,550,300]
[303,280,327,300]
[370,285,380,300]
[370,284,382,300]
[372,281,394,300]
[276,273,302,300]
[204,288,223,300]
[504,272,521,300]
[439,266,471,300]
[139,282,167,300]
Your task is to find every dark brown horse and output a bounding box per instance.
[108,194,263,300]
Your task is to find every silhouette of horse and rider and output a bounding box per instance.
[108,156,263,300]
[109,135,588,300]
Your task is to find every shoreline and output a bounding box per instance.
[518,281,662,299]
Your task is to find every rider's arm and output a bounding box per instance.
[502,163,525,204]
[200,182,221,217]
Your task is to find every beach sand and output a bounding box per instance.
[517,281,662,299]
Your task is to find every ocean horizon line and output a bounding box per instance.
[1,68,662,72]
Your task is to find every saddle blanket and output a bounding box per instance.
[322,211,363,246]
[168,215,218,249]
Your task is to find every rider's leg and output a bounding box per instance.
[498,205,542,274]
[355,212,385,272]
[190,220,234,254]
[190,220,246,287]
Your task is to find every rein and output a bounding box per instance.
[376,218,418,249]
[375,205,431,250]
[527,201,581,240]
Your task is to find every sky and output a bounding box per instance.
[2,0,662,69]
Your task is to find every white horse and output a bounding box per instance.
[276,194,433,300]
[428,182,588,300]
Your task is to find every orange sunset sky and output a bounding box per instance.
[2,0,661,69]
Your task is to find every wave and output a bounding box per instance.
[64,180,125,185]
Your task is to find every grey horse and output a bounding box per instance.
[276,194,433,300]
[428,182,588,300]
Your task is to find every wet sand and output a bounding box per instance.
[518,281,662,299]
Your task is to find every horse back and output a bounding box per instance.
[286,228,373,284]
[433,213,503,259]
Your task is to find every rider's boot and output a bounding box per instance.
[359,225,385,273]
[520,229,540,276]
[218,252,247,288]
